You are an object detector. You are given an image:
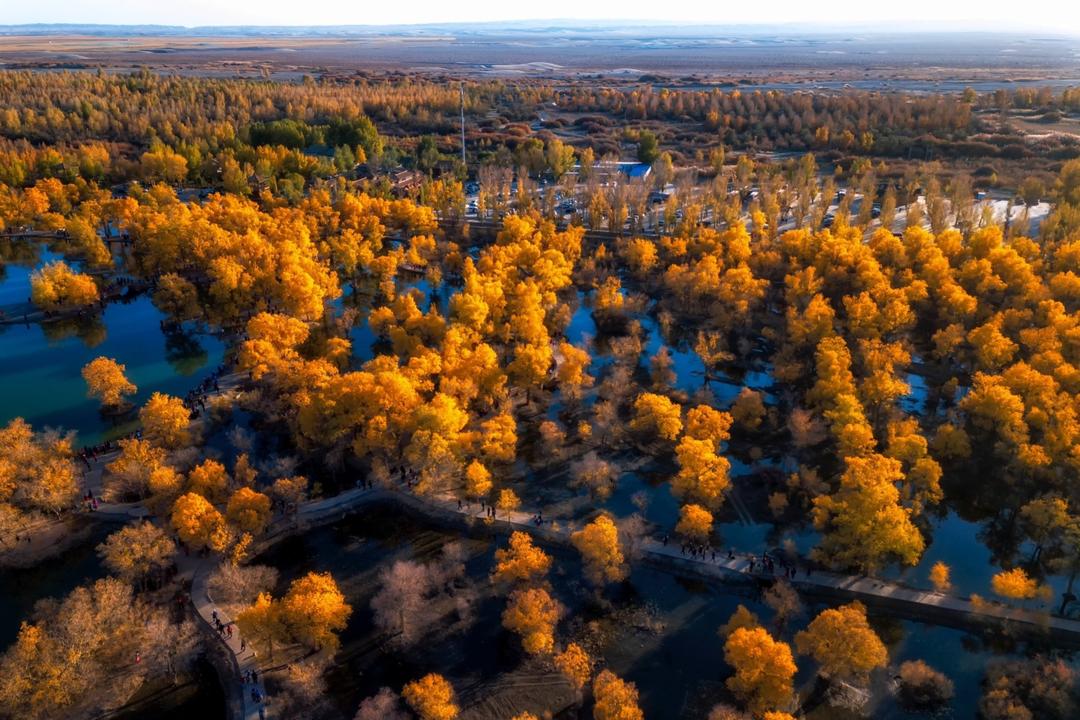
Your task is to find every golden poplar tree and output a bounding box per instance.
[82,356,136,409]
[139,392,191,449]
[795,601,887,683]
[492,531,552,585]
[592,670,643,720]
[571,515,628,586]
[723,626,797,715]
[170,492,229,551]
[402,673,458,720]
[502,587,562,655]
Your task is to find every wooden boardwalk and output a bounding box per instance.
[380,487,1080,642]
[244,482,1080,642]
[72,464,1080,720]
[56,360,1080,720]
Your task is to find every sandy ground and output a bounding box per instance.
[2,32,1079,80]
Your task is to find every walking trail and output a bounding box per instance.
[59,377,1080,720]
[74,461,1080,720]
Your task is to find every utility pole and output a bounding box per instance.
[460,82,467,169]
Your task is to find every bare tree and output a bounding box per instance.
[276,658,333,720]
[430,541,468,590]
[355,687,408,720]
[617,513,650,562]
[571,451,619,500]
[208,563,279,607]
[371,560,432,645]
[788,407,827,448]
[228,426,254,453]
[763,579,802,629]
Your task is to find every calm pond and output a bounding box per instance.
[0,246,226,447]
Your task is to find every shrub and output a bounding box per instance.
[898,660,954,709]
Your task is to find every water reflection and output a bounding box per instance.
[39,312,108,347]
[0,296,226,446]
[164,329,210,376]
[262,508,1055,720]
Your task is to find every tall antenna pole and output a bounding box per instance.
[460,82,466,169]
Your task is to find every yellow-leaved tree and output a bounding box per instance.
[464,460,492,501]
[929,562,951,592]
[236,592,287,660]
[723,626,797,715]
[186,458,230,504]
[676,503,714,543]
[592,670,643,720]
[630,393,683,441]
[238,312,311,381]
[139,392,191,449]
[556,341,594,401]
[82,356,136,409]
[402,673,458,720]
[673,405,733,508]
[794,601,887,683]
[501,587,562,655]
[0,417,80,517]
[170,492,229,551]
[225,487,273,535]
[104,438,167,500]
[96,522,176,587]
[496,488,520,519]
[479,412,517,464]
[571,514,628,586]
[554,643,592,691]
[237,571,351,657]
[279,571,352,651]
[811,453,925,572]
[991,568,1052,601]
[492,531,552,585]
[30,260,99,310]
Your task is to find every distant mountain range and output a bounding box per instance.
[1,22,1077,39]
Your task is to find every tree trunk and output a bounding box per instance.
[1061,568,1078,616]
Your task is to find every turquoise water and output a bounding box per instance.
[0,295,226,447]
[0,245,71,310]
[1,241,227,446]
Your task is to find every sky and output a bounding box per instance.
[2,0,1079,33]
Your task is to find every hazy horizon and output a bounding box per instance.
[2,1,1079,35]
[3,22,1080,36]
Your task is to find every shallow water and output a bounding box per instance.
[0,521,111,646]
[334,272,1075,607]
[0,295,226,446]
[259,507,1064,720]
[4,242,1078,717]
